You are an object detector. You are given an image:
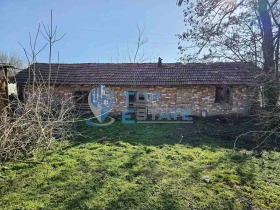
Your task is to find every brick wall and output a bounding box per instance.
[22,84,259,116]
[108,85,258,116]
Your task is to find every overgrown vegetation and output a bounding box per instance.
[0,85,77,161]
[1,121,280,209]
[0,11,78,162]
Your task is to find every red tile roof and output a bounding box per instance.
[15,62,263,86]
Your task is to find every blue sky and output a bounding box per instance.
[0,0,185,64]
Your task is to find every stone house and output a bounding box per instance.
[15,61,263,117]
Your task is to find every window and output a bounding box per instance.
[136,91,147,103]
[74,90,89,104]
[215,86,232,104]
[139,96,145,101]
[128,91,136,106]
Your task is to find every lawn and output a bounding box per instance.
[1,119,280,209]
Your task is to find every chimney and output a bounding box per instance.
[158,57,162,67]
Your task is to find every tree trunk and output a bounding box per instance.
[257,0,278,107]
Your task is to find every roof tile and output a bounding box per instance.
[15,62,263,86]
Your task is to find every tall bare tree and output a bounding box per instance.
[0,11,77,162]
[127,25,149,63]
[177,0,280,107]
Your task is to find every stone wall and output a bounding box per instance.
[21,84,259,116]
[108,85,258,116]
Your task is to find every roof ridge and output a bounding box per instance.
[31,61,250,65]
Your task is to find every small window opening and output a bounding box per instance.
[139,95,145,101]
[75,90,89,104]
[215,86,232,104]
[137,92,147,103]
[129,91,136,106]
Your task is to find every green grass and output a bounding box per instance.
[1,120,280,209]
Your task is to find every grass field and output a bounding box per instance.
[1,120,280,209]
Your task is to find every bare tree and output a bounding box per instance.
[0,11,78,162]
[0,52,25,77]
[177,0,279,107]
[177,0,280,149]
[127,25,150,63]
[0,52,24,69]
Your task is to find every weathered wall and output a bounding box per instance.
[109,85,258,116]
[0,79,7,112]
[22,85,259,116]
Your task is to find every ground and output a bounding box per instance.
[1,119,280,209]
